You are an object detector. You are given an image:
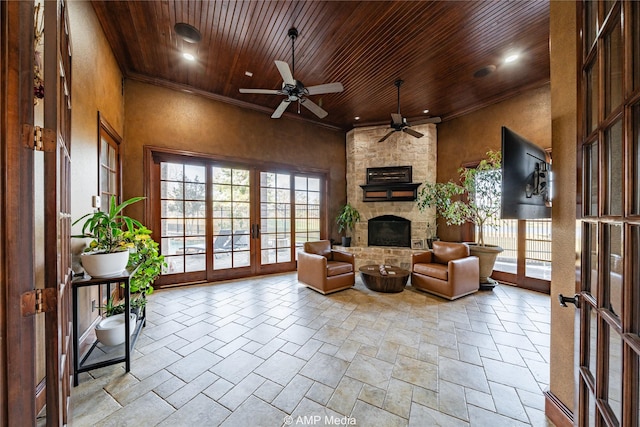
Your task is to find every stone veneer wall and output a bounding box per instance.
[345,123,438,248]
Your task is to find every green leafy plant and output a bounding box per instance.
[99,296,124,317]
[95,226,165,317]
[73,196,145,253]
[416,150,501,246]
[336,203,361,236]
[123,226,166,297]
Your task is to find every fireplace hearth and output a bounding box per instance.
[368,215,411,247]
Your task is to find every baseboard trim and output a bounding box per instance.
[544,390,574,427]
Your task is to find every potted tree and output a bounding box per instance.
[416,150,503,288]
[72,195,145,277]
[336,203,361,247]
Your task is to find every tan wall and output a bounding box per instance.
[122,80,347,238]
[68,1,125,332]
[436,85,551,242]
[549,0,577,414]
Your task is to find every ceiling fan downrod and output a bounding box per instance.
[288,27,298,77]
[395,79,404,115]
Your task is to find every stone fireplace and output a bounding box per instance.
[338,123,437,269]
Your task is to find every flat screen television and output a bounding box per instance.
[501,126,552,219]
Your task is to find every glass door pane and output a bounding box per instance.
[525,219,552,280]
[585,141,599,216]
[260,172,292,265]
[585,59,599,135]
[294,176,322,259]
[160,162,207,274]
[211,166,251,270]
[604,13,622,117]
[604,120,623,216]
[607,324,622,422]
[584,0,597,53]
[483,219,517,275]
[605,223,623,318]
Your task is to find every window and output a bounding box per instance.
[98,115,121,209]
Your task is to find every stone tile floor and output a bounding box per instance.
[70,273,554,426]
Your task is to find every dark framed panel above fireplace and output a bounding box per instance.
[361,165,421,202]
[366,166,412,184]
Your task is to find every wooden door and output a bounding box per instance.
[576,1,640,425]
[0,0,39,424]
[43,0,73,424]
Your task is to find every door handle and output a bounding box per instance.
[251,224,261,239]
[558,293,580,308]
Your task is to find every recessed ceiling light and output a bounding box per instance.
[423,109,429,114]
[473,65,497,78]
[174,23,202,43]
[504,54,520,63]
[354,116,360,120]
[182,52,196,61]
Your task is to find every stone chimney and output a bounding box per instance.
[345,123,437,247]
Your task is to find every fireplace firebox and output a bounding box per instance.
[368,215,411,247]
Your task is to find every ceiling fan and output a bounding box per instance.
[239,28,344,119]
[379,79,441,142]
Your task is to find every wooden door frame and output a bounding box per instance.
[0,0,38,424]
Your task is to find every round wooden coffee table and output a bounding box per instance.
[359,265,410,293]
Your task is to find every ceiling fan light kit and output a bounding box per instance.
[378,79,441,142]
[239,27,344,120]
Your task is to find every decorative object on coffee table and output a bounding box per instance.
[359,264,410,293]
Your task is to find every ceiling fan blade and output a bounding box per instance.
[301,99,328,118]
[305,82,344,95]
[403,127,424,139]
[423,116,442,124]
[275,60,295,86]
[271,99,290,119]
[391,113,403,125]
[239,88,281,95]
[378,130,395,142]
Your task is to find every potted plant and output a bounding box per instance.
[122,225,166,313]
[416,150,503,287]
[72,196,144,277]
[336,203,361,247]
[91,222,165,346]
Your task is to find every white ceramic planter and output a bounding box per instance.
[95,313,137,346]
[80,250,129,278]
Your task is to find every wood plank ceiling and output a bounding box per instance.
[91,1,550,130]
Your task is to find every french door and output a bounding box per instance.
[148,149,325,286]
[481,218,552,292]
[576,1,640,426]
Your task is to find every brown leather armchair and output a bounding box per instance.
[411,241,479,300]
[298,240,355,294]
